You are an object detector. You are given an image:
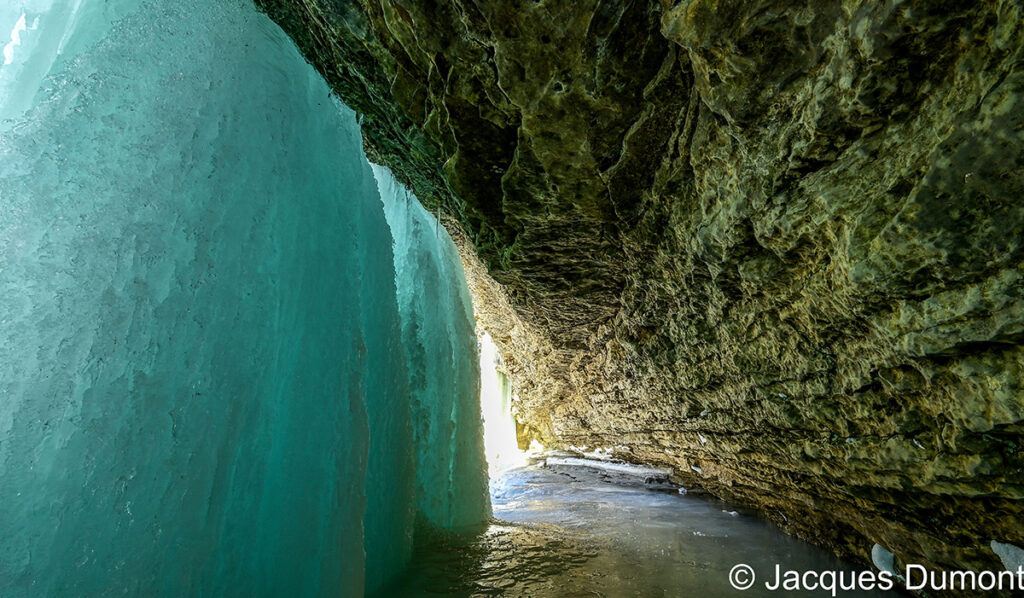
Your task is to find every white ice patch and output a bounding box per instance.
[991,541,1024,572]
[580,447,617,461]
[545,456,673,479]
[2,12,27,66]
[871,544,898,577]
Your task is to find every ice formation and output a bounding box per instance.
[991,541,1024,572]
[545,457,673,479]
[373,164,491,534]
[871,544,899,577]
[0,1,486,596]
[478,332,524,473]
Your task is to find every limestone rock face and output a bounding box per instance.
[257,0,1024,573]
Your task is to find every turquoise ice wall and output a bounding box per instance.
[364,166,491,592]
[0,1,487,596]
[374,166,491,534]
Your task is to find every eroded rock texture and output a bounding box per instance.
[257,0,1024,575]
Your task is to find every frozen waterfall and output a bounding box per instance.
[0,1,487,596]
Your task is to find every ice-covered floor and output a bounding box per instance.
[381,455,903,597]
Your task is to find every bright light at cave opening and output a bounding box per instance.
[479,331,525,474]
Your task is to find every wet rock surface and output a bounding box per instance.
[256,0,1024,577]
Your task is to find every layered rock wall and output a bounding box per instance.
[257,0,1024,574]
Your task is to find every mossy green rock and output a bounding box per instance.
[257,0,1024,576]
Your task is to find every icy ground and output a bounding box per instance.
[380,455,904,597]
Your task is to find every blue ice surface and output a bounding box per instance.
[373,164,491,534]
[0,1,487,596]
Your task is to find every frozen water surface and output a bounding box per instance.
[382,456,904,597]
